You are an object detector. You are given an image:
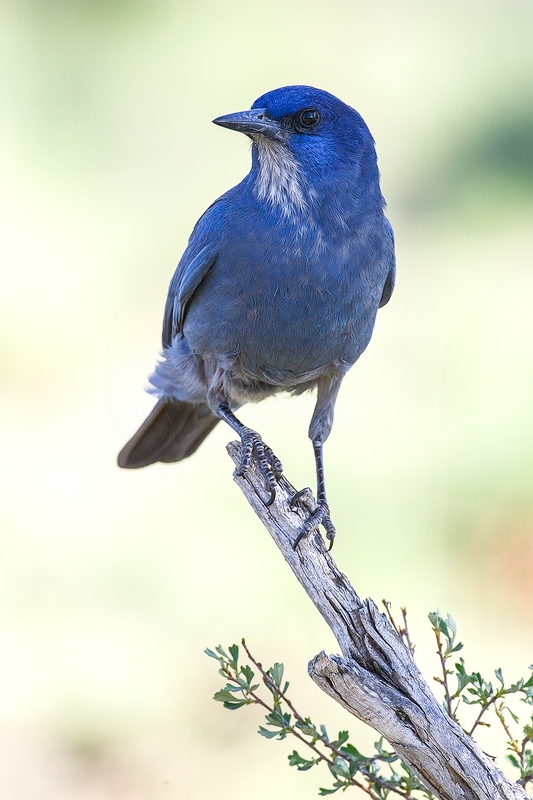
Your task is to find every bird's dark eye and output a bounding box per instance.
[297,108,321,129]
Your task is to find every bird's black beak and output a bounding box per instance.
[212,108,283,140]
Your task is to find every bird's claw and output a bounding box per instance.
[235,427,283,506]
[290,489,336,550]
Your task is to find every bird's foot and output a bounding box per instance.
[235,427,283,506]
[290,489,336,550]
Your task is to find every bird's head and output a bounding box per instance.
[213,85,381,218]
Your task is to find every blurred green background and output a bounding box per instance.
[1,0,533,797]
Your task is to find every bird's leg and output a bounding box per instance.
[313,438,336,546]
[291,374,342,549]
[216,402,283,505]
[291,439,336,549]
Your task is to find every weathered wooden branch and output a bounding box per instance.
[227,440,527,800]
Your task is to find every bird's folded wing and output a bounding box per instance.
[161,197,229,347]
[379,268,395,308]
[162,244,219,346]
[378,218,396,308]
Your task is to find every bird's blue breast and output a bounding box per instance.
[182,188,391,384]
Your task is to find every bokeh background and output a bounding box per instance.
[1,0,533,797]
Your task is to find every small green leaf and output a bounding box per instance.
[222,700,249,710]
[445,614,457,636]
[341,743,365,761]
[229,643,239,665]
[456,669,473,693]
[258,726,281,739]
[231,676,250,690]
[213,689,235,703]
[213,688,250,706]
[287,751,317,771]
[428,611,440,627]
[268,662,285,689]
[241,665,254,683]
[264,709,291,729]
[328,757,351,780]
[204,647,220,660]
[296,719,320,738]
[222,683,245,693]
[522,672,533,689]
[330,730,350,748]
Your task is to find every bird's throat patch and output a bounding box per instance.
[252,137,308,218]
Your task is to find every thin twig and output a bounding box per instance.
[517,727,533,788]
[382,601,415,657]
[495,703,520,757]
[434,628,453,718]
[401,607,416,656]
[494,703,533,788]
[467,695,500,737]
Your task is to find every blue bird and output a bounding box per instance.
[118,85,395,547]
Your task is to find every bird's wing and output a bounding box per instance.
[378,269,395,307]
[162,199,226,347]
[162,244,218,345]
[378,218,396,308]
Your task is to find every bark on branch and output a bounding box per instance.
[226,441,527,800]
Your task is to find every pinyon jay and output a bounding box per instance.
[118,85,396,547]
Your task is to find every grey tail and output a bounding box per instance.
[117,397,220,469]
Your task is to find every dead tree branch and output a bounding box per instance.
[227,440,527,800]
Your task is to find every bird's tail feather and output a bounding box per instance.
[117,397,220,469]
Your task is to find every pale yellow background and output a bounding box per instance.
[1,0,532,797]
